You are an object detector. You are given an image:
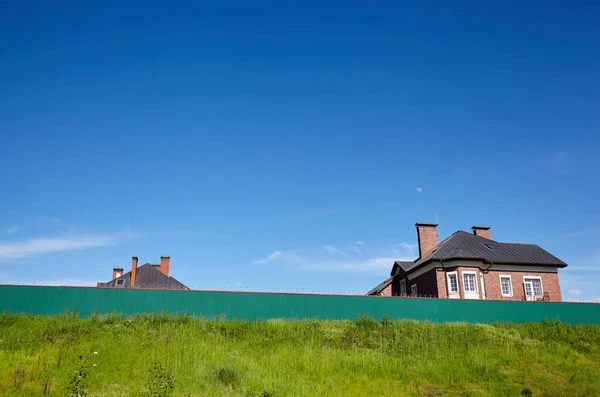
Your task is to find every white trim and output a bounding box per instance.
[462,271,478,292]
[399,279,406,296]
[411,284,417,295]
[461,270,479,299]
[480,273,487,300]
[446,271,460,298]
[407,260,558,280]
[499,275,513,297]
[523,276,544,300]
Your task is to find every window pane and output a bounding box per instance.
[448,274,458,293]
[524,278,542,297]
[463,274,476,292]
[531,279,542,296]
[501,277,511,295]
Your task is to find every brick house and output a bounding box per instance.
[97,256,188,289]
[367,223,567,302]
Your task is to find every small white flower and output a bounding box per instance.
[93,364,97,367]
[93,352,98,355]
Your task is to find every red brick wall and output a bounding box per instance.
[436,268,447,298]
[416,225,438,257]
[483,270,562,302]
[381,284,393,297]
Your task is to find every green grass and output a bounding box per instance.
[1,314,600,396]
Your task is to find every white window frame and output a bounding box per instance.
[499,275,513,297]
[462,271,479,299]
[523,276,543,301]
[411,284,417,296]
[462,271,478,293]
[399,279,406,296]
[446,271,459,298]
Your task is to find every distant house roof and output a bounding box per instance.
[393,230,567,276]
[97,263,189,290]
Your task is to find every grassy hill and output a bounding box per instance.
[1,314,599,396]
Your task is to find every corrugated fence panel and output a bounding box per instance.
[1,285,599,324]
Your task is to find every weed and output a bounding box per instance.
[147,362,174,397]
[67,355,90,397]
[12,363,24,390]
[217,367,239,389]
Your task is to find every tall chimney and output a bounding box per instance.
[112,267,123,280]
[416,223,438,258]
[159,256,170,276]
[472,226,490,239]
[131,256,138,286]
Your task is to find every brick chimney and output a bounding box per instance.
[416,223,438,258]
[472,226,490,239]
[112,267,123,280]
[159,256,170,276]
[131,256,138,286]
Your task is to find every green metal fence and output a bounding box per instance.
[1,285,599,324]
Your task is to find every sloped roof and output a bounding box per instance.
[390,261,414,276]
[97,263,189,290]
[397,230,567,275]
[366,276,393,295]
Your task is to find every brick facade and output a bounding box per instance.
[380,283,393,297]
[482,270,562,302]
[435,268,447,298]
[425,265,562,302]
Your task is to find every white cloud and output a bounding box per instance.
[251,242,417,274]
[301,257,398,272]
[564,296,600,303]
[0,228,137,260]
[567,288,583,296]
[416,187,422,193]
[324,245,347,255]
[251,250,283,264]
[355,241,365,245]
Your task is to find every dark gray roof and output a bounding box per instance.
[391,261,414,276]
[97,263,189,290]
[366,276,393,295]
[398,230,567,275]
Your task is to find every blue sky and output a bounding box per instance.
[1,2,599,300]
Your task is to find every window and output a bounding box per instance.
[500,276,512,297]
[411,284,418,295]
[524,277,543,300]
[463,273,477,293]
[399,279,406,296]
[116,279,124,286]
[447,272,459,295]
